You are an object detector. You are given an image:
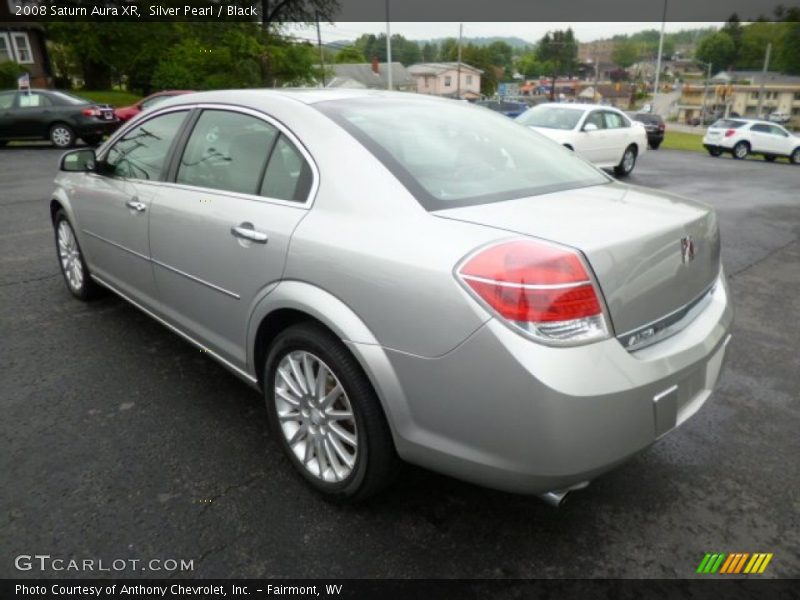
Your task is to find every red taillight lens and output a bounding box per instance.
[457,239,609,345]
[724,129,736,137]
[659,123,666,132]
[82,107,101,117]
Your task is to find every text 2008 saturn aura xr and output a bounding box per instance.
[50,90,732,505]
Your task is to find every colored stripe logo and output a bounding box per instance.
[696,552,773,574]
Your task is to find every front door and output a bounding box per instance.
[72,109,190,305]
[576,110,610,163]
[148,108,314,368]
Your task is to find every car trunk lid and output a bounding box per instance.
[435,182,720,339]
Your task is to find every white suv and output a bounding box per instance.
[703,118,800,163]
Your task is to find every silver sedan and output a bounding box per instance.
[51,90,733,505]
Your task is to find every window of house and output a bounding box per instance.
[444,75,452,87]
[11,32,33,64]
[794,92,800,101]
[106,111,188,181]
[466,75,473,85]
[0,34,12,63]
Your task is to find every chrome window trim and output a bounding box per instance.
[89,273,257,386]
[96,102,320,209]
[619,276,719,352]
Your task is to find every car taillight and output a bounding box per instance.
[659,123,666,131]
[456,239,609,345]
[82,107,101,117]
[724,129,736,137]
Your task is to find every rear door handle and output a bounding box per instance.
[231,223,268,244]
[126,198,146,212]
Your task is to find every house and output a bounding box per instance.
[408,62,482,99]
[0,2,54,87]
[577,83,634,108]
[677,73,800,127]
[327,60,414,91]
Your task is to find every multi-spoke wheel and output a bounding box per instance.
[614,145,637,177]
[50,124,75,149]
[265,323,398,502]
[53,209,101,300]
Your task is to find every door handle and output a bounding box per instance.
[126,198,146,212]
[231,223,268,244]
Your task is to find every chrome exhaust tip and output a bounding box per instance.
[538,481,589,507]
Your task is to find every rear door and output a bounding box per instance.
[601,110,632,163]
[575,109,609,163]
[13,92,55,137]
[148,107,315,368]
[72,109,190,305]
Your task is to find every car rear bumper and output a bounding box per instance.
[365,270,733,495]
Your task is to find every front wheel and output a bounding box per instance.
[53,210,102,300]
[50,124,75,149]
[264,323,398,503]
[732,141,749,160]
[614,145,637,177]
[791,148,800,165]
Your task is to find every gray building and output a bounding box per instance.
[327,60,415,91]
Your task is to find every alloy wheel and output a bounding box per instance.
[57,220,83,292]
[274,350,358,483]
[734,143,748,159]
[622,148,635,173]
[51,126,73,148]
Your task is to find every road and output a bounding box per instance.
[1,146,799,579]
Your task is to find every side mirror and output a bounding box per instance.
[583,123,598,132]
[60,148,96,172]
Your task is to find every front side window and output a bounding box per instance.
[177,110,279,196]
[105,111,187,180]
[750,124,770,133]
[317,97,609,210]
[516,105,584,130]
[768,125,788,137]
[11,33,33,64]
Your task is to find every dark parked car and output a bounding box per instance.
[0,89,119,148]
[475,100,530,118]
[630,112,665,149]
[114,90,194,123]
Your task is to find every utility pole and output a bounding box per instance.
[385,0,393,90]
[593,56,599,103]
[456,23,463,99]
[315,13,325,88]
[652,0,668,113]
[756,42,772,118]
[699,62,712,124]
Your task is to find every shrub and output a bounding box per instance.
[0,62,29,89]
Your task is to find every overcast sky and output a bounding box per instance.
[288,22,722,45]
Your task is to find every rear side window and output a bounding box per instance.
[260,135,313,202]
[712,119,745,129]
[177,110,278,196]
[603,111,629,128]
[106,111,187,180]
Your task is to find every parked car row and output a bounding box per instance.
[0,88,191,148]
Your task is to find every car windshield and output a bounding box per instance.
[316,97,609,210]
[49,91,92,105]
[515,105,584,130]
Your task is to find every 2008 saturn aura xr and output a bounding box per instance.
[51,90,733,505]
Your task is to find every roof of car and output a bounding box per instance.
[534,102,625,112]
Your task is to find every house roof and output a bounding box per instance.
[408,62,484,76]
[711,70,800,85]
[329,63,414,89]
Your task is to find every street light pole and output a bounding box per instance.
[652,0,668,113]
[756,42,772,118]
[700,61,711,124]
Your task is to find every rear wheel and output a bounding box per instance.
[50,124,75,149]
[614,145,637,177]
[791,148,800,165]
[53,209,102,301]
[732,141,749,160]
[264,323,398,503]
[707,147,723,157]
[763,155,776,162]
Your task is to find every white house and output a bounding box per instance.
[408,62,483,99]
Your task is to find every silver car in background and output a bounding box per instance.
[51,90,733,505]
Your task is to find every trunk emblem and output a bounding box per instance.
[681,236,696,264]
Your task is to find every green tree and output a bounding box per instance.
[695,31,736,72]
[334,45,365,63]
[776,20,800,74]
[536,29,578,99]
[612,39,641,68]
[421,42,437,61]
[722,14,744,63]
[516,52,542,78]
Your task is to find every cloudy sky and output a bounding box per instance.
[288,22,722,45]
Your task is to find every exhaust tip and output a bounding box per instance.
[538,481,589,508]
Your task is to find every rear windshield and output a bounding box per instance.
[633,113,662,124]
[515,105,584,130]
[316,97,609,210]
[711,119,745,129]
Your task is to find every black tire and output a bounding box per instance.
[732,141,749,160]
[791,148,800,165]
[707,147,723,157]
[82,135,103,146]
[49,123,75,149]
[649,141,661,150]
[614,144,637,177]
[53,209,103,301]
[264,323,399,503]
[763,155,776,162]
[0,140,7,147]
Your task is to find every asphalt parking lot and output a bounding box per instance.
[1,146,798,579]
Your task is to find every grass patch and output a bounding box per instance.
[72,90,142,107]
[661,130,704,153]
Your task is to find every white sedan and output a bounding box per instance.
[515,103,648,177]
[702,118,800,163]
